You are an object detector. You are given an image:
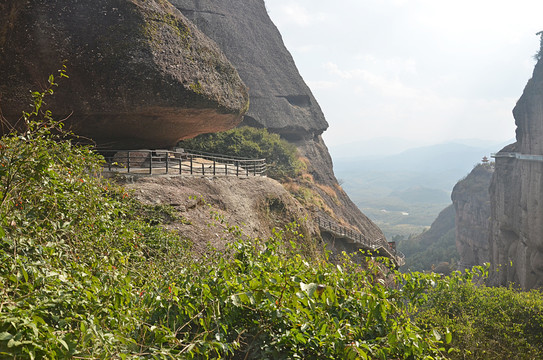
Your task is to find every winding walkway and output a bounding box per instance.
[317,217,405,267]
[99,149,403,266]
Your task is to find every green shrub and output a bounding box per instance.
[2,71,543,359]
[1,72,446,359]
[178,127,305,180]
[414,265,543,359]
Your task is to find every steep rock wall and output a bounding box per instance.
[171,0,386,245]
[0,0,248,148]
[169,0,328,139]
[489,58,543,289]
[452,164,493,270]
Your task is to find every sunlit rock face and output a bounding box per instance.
[170,0,329,140]
[452,164,493,271]
[171,0,386,244]
[0,0,248,148]
[489,59,543,289]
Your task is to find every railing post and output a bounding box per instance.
[213,160,216,176]
[190,156,193,175]
[149,151,153,174]
[236,161,239,176]
[166,152,169,174]
[127,151,131,173]
[179,157,182,175]
[202,163,205,175]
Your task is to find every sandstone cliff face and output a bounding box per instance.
[169,0,328,139]
[0,0,248,148]
[489,58,543,289]
[171,0,385,245]
[452,164,493,270]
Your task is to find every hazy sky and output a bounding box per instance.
[265,0,543,148]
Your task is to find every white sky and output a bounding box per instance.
[265,0,543,147]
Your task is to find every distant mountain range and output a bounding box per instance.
[329,138,512,239]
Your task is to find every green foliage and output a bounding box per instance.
[398,229,458,274]
[2,73,543,359]
[178,127,305,180]
[415,265,543,359]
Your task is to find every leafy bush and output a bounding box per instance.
[414,265,543,359]
[177,127,305,180]
[2,73,543,359]
[0,75,448,358]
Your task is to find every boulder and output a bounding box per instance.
[170,0,328,140]
[0,0,249,148]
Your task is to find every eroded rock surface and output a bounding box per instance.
[170,0,328,139]
[489,58,543,289]
[452,164,493,270]
[0,0,248,148]
[171,0,385,246]
[120,175,319,255]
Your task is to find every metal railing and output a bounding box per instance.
[317,216,405,267]
[492,152,543,162]
[98,149,266,177]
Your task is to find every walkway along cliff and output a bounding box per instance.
[171,0,387,249]
[0,0,388,261]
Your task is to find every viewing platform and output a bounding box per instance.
[97,148,266,177]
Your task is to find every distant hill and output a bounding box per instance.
[390,187,450,204]
[330,139,510,240]
[397,204,457,274]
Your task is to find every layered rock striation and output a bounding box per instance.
[452,164,493,270]
[0,0,248,148]
[489,58,543,289]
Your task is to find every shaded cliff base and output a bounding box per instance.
[397,204,457,274]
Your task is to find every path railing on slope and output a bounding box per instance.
[98,149,266,177]
[317,217,405,267]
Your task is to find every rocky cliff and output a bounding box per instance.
[169,0,328,139]
[170,0,385,244]
[0,0,385,251]
[0,0,248,148]
[452,164,493,270]
[489,58,543,289]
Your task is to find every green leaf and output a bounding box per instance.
[445,331,452,344]
[300,282,318,298]
[7,338,22,348]
[58,338,70,350]
[0,332,13,341]
[231,294,241,307]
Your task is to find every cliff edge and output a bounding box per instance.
[489,58,543,289]
[452,164,493,271]
[171,0,385,245]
